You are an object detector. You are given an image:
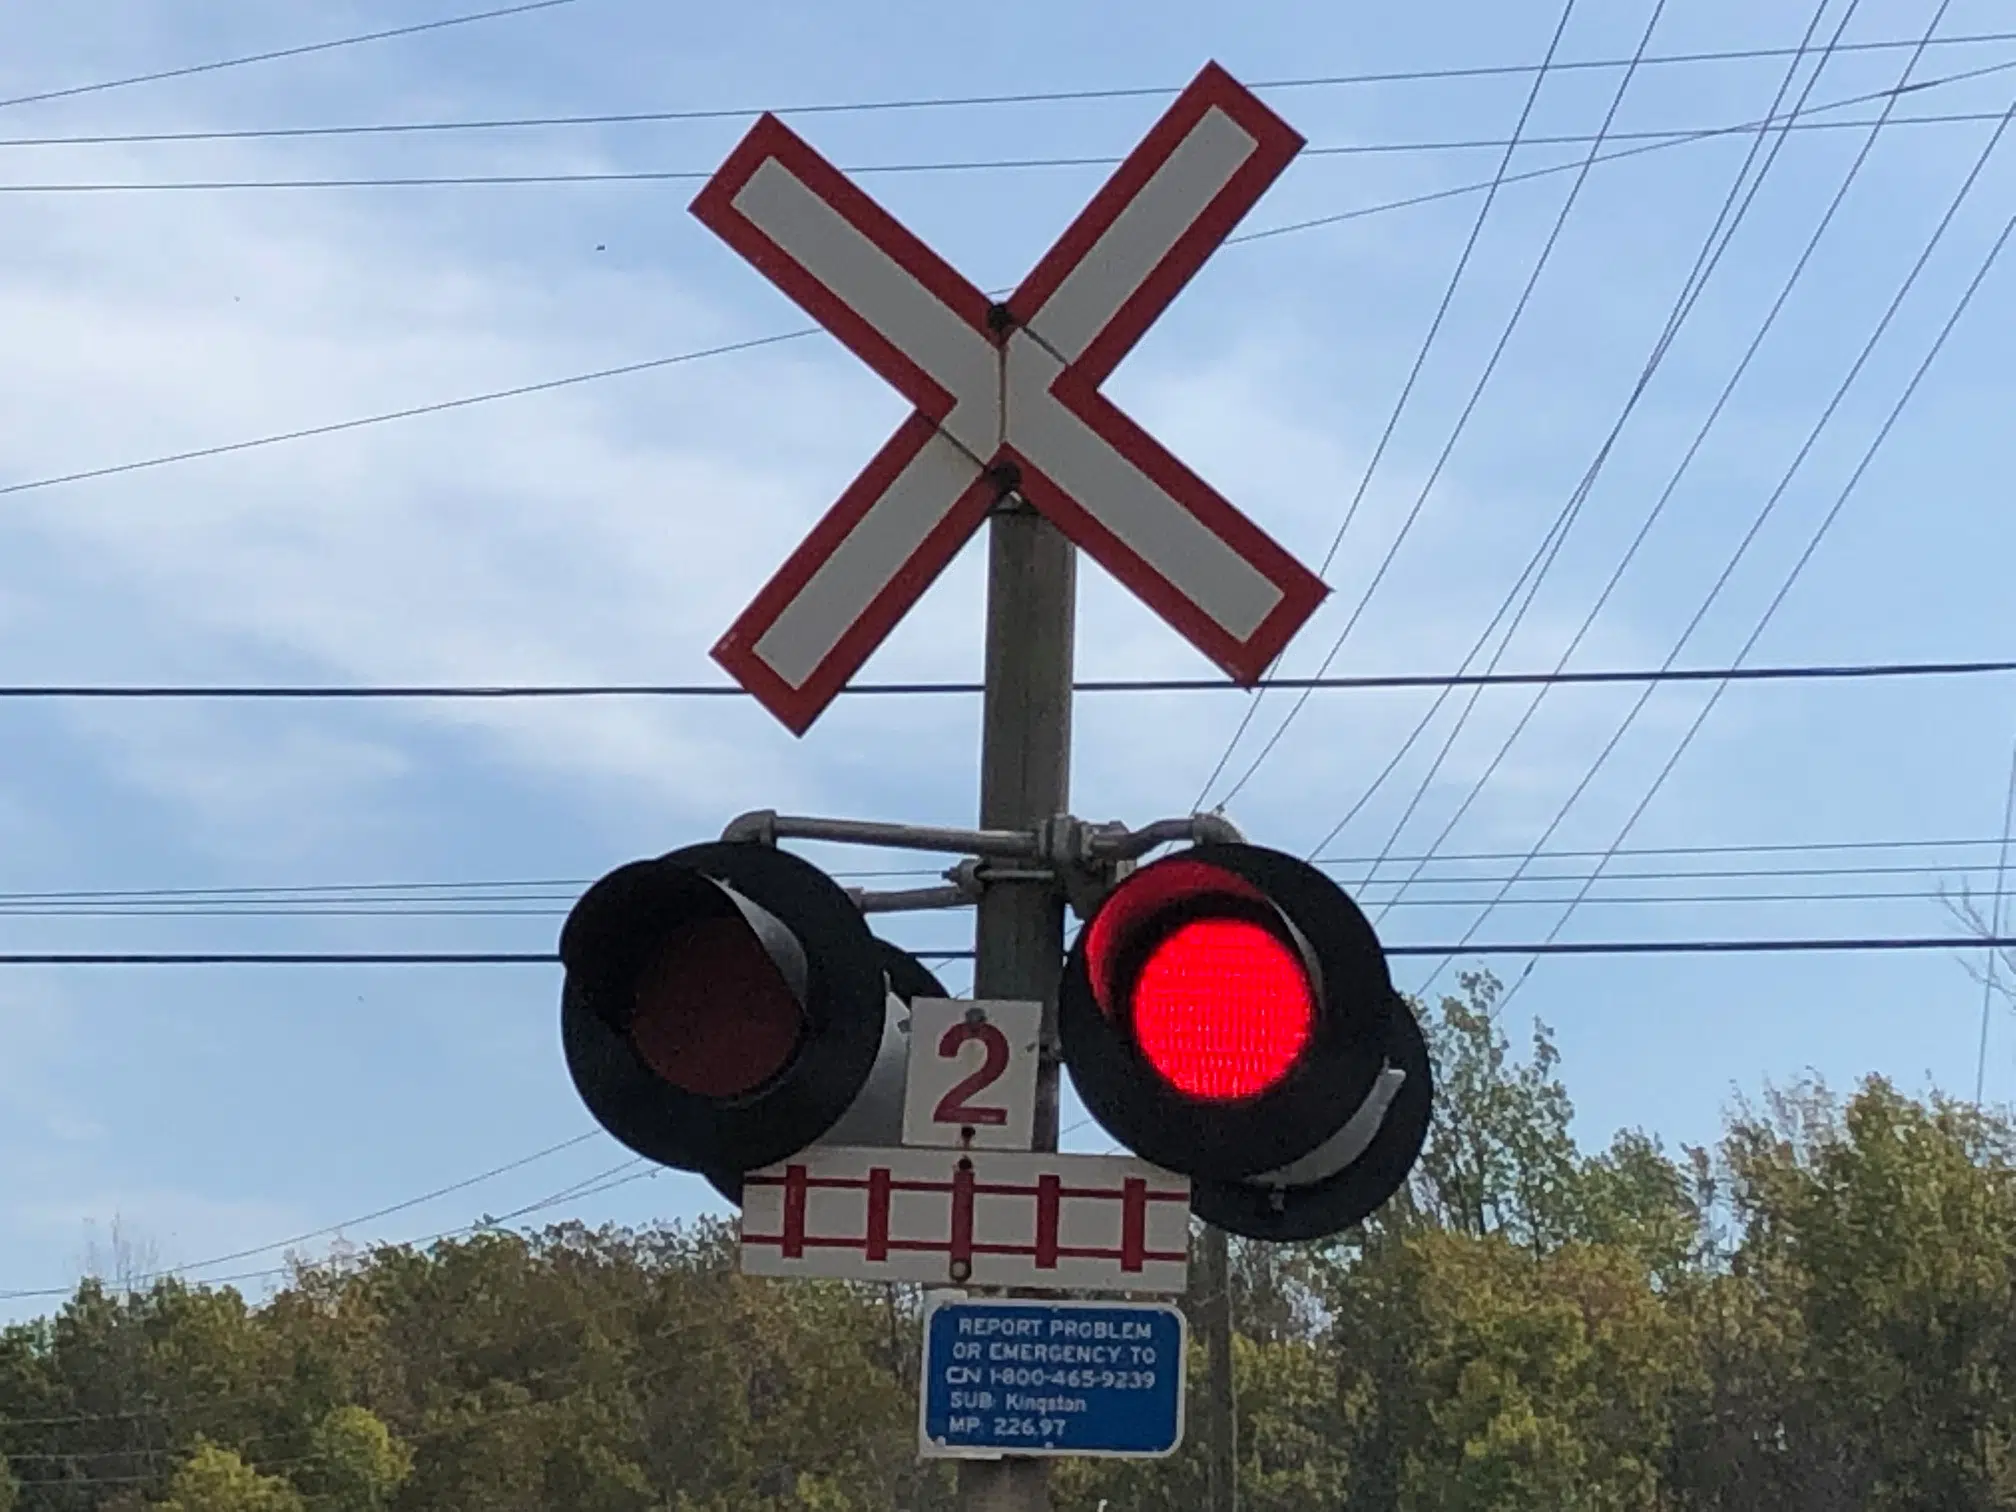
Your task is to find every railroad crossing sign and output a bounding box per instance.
[692,62,1330,734]
[738,1145,1191,1292]
[737,994,1190,1293]
[901,998,1043,1152]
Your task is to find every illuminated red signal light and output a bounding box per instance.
[1130,918,1314,1099]
[1059,842,1404,1187]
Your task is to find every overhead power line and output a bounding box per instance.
[0,885,1989,919]
[2,27,2010,143]
[1976,732,2016,1104]
[0,861,1994,905]
[1336,0,1866,907]
[1195,0,1596,805]
[0,109,2000,159]
[0,329,811,502]
[1328,834,2016,866]
[1,654,2011,700]
[2,938,2011,967]
[1314,4,1971,929]
[0,952,558,964]
[0,1152,649,1305]
[1416,936,2016,956]
[1473,66,2016,1013]
[0,860,2001,914]
[0,58,1997,506]
[1232,51,2016,248]
[0,0,580,114]
[0,835,2000,909]
[2,111,2008,192]
[0,1130,601,1302]
[1198,2,1856,808]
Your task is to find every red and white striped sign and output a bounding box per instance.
[739,1144,1191,1293]
[692,62,1329,734]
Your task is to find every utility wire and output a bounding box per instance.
[1229,52,2016,242]
[0,109,2004,159]
[0,951,972,965]
[1353,0,1956,932]
[0,865,2005,914]
[3,29,2012,142]
[0,330,810,502]
[3,939,2013,969]
[1486,96,2016,1013]
[9,1327,695,1467]
[0,885,1991,919]
[0,857,1995,905]
[0,1131,603,1301]
[1,653,2013,702]
[1977,732,2016,1105]
[1275,0,1857,842]
[1217,0,1720,819]
[1420,936,2016,956]
[0,0,580,114]
[0,61,1995,506]
[1336,859,2016,885]
[1208,5,1921,809]
[6,110,2014,193]
[0,1208,663,1430]
[1355,0,1873,914]
[1324,834,2016,864]
[1192,0,1586,807]
[0,1155,649,1307]
[0,836,2000,908]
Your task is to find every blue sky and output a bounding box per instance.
[3,0,2016,1317]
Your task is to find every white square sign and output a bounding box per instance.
[902,998,1043,1152]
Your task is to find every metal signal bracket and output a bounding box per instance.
[718,808,1245,917]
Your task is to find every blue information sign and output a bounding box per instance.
[919,1296,1186,1459]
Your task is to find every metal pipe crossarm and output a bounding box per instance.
[720,809,1041,858]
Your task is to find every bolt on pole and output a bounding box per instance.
[957,493,1075,1512]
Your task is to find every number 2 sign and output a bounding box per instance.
[901,999,1043,1152]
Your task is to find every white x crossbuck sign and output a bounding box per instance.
[693,62,1329,734]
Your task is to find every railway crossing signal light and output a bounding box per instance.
[560,832,1427,1246]
[1059,843,1432,1242]
[559,841,942,1190]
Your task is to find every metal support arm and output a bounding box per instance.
[1089,812,1245,859]
[722,808,1039,860]
[846,883,977,915]
[724,807,1242,867]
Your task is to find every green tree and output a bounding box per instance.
[155,1441,303,1512]
[300,1407,410,1512]
[11,1003,2016,1511]
[1575,1128,1706,1285]
[1671,1077,2016,1509]
[1333,1232,1689,1512]
[1404,973,1584,1252]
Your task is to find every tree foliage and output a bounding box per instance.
[155,1441,304,1512]
[2,973,2014,1509]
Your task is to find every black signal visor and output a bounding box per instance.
[704,940,951,1208]
[1060,843,1397,1183]
[560,841,887,1177]
[1191,994,1433,1242]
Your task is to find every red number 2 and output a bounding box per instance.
[933,1022,1011,1127]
